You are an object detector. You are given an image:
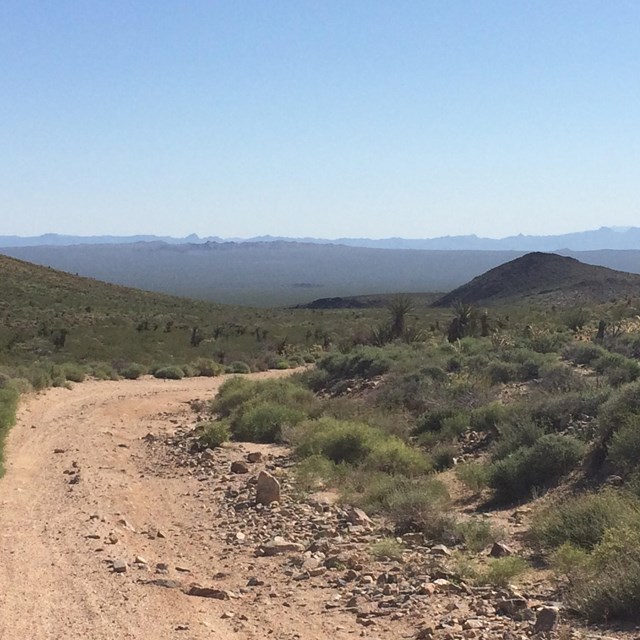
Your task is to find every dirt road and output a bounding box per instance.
[0,373,366,640]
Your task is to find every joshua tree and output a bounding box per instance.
[386,294,415,340]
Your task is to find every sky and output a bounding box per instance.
[1,1,639,239]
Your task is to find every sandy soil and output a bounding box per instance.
[0,372,371,640]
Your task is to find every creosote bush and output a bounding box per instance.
[490,434,584,502]
[198,421,230,449]
[153,366,185,380]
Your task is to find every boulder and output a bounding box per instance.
[256,470,280,505]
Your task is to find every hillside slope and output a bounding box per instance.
[433,252,640,307]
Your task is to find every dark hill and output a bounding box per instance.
[433,252,640,307]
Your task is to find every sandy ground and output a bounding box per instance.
[0,372,373,640]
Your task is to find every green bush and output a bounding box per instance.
[295,418,376,464]
[531,490,640,550]
[568,526,640,621]
[232,401,306,443]
[211,376,254,417]
[493,418,545,461]
[229,361,251,374]
[199,421,230,448]
[490,434,584,502]
[364,438,432,476]
[317,347,393,382]
[153,366,185,380]
[563,342,606,366]
[0,387,20,476]
[456,517,503,552]
[598,380,640,444]
[477,557,528,587]
[192,358,222,377]
[431,443,457,471]
[455,462,491,494]
[470,403,507,433]
[121,363,147,380]
[608,417,640,476]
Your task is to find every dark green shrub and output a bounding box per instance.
[153,366,185,380]
[563,342,606,366]
[192,358,222,377]
[199,421,230,448]
[317,347,393,382]
[229,361,251,374]
[493,418,545,461]
[121,363,147,380]
[364,438,432,476]
[431,443,457,471]
[598,380,640,444]
[531,490,640,550]
[470,403,507,432]
[211,376,254,417]
[233,401,306,443]
[295,418,376,464]
[607,417,640,476]
[490,434,584,502]
[61,363,85,383]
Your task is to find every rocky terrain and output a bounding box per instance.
[0,374,635,639]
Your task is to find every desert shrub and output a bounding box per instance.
[370,538,405,561]
[416,408,466,434]
[153,366,185,380]
[488,362,516,384]
[199,420,230,448]
[563,342,606,366]
[493,419,546,461]
[27,367,52,390]
[431,443,457,471]
[211,376,254,417]
[607,418,640,477]
[229,361,251,374]
[232,401,306,443]
[531,490,640,550]
[538,362,587,393]
[490,434,584,502]
[192,358,222,377]
[593,352,640,386]
[528,392,597,431]
[476,557,528,587]
[455,462,491,494]
[317,347,393,382]
[295,418,377,464]
[274,360,290,370]
[60,363,85,383]
[88,363,118,380]
[568,526,640,621]
[364,438,432,476]
[470,403,508,433]
[294,454,341,491]
[180,363,197,377]
[121,363,147,380]
[456,517,503,552]
[598,380,640,444]
[0,387,19,475]
[349,473,453,540]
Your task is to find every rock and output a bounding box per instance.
[463,619,484,630]
[134,555,148,565]
[490,542,513,557]
[346,507,373,528]
[496,597,528,619]
[231,460,250,474]
[247,451,263,463]
[402,532,425,546]
[260,536,304,556]
[430,544,451,557]
[255,470,280,505]
[185,584,230,599]
[202,448,216,462]
[117,518,136,532]
[112,559,127,573]
[146,578,183,589]
[534,606,559,633]
[53,448,65,454]
[107,532,119,545]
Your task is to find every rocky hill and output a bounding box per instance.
[433,252,640,307]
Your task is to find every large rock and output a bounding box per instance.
[260,536,304,556]
[534,606,559,633]
[231,460,250,474]
[255,470,280,505]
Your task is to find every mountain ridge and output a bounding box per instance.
[3,225,640,251]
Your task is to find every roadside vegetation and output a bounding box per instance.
[7,251,640,624]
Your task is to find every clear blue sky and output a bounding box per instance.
[1,1,639,239]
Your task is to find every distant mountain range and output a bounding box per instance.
[2,226,640,251]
